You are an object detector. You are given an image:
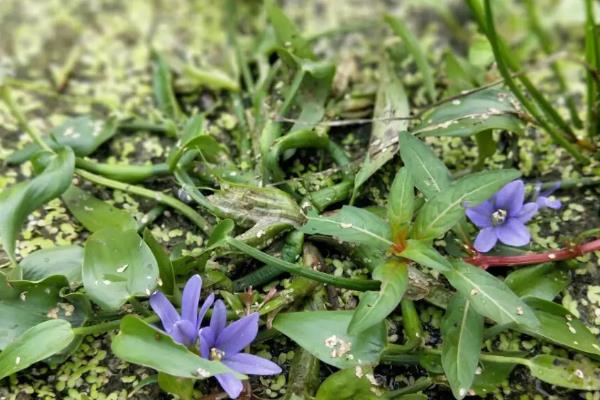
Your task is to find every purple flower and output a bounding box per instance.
[149,275,214,347]
[466,180,538,253]
[199,300,282,399]
[533,182,562,210]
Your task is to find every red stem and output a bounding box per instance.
[465,238,600,268]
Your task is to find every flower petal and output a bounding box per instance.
[215,373,244,399]
[181,275,202,326]
[210,300,227,337]
[494,180,525,215]
[216,313,259,356]
[514,202,538,223]
[496,219,531,247]
[169,319,197,346]
[149,291,179,332]
[474,227,498,253]
[466,200,494,228]
[224,353,282,375]
[197,293,215,330]
[199,327,216,358]
[536,196,561,210]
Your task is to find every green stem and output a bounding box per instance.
[0,85,54,153]
[75,168,212,234]
[226,237,379,291]
[585,0,600,136]
[72,315,159,336]
[117,120,174,136]
[75,158,169,183]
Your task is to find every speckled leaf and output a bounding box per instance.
[398,132,451,199]
[505,263,570,301]
[273,311,387,369]
[444,260,539,329]
[62,186,138,233]
[0,319,74,380]
[353,62,409,200]
[412,169,520,240]
[387,167,414,239]
[301,206,392,250]
[525,355,600,390]
[441,294,484,399]
[20,245,83,284]
[414,88,523,137]
[315,367,385,400]
[82,228,159,310]
[348,259,408,335]
[111,316,239,379]
[0,147,74,263]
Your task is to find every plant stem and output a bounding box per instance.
[75,158,169,183]
[75,168,212,234]
[117,120,174,136]
[72,315,159,336]
[0,85,54,153]
[466,238,600,268]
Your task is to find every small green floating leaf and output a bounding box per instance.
[62,185,138,233]
[111,315,240,379]
[348,259,408,335]
[273,311,387,369]
[0,147,74,263]
[441,294,484,399]
[0,319,74,380]
[19,245,83,284]
[82,228,159,310]
[444,260,539,329]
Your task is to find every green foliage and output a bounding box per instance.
[387,168,414,240]
[315,367,385,400]
[19,245,83,283]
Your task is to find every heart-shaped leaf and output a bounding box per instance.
[20,245,83,284]
[0,147,74,262]
[273,311,387,369]
[82,228,159,310]
[0,319,74,379]
[111,315,239,379]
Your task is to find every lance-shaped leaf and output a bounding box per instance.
[82,228,159,310]
[441,294,484,399]
[266,0,315,60]
[0,319,74,380]
[315,366,386,400]
[301,206,392,251]
[348,259,408,335]
[7,117,118,164]
[524,355,600,390]
[62,186,138,233]
[398,132,451,199]
[399,239,452,272]
[412,169,520,240]
[19,245,83,284]
[111,315,240,379]
[444,260,539,328]
[273,311,387,369]
[0,274,88,350]
[516,297,600,357]
[414,88,523,137]
[504,263,570,301]
[387,167,414,240]
[0,147,74,263]
[353,62,409,200]
[151,50,183,121]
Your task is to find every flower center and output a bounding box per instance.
[491,209,507,226]
[210,347,225,361]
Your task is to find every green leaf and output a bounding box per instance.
[444,260,539,329]
[20,245,83,283]
[301,206,392,250]
[412,169,520,240]
[111,315,240,379]
[315,367,385,400]
[398,132,451,199]
[516,297,600,357]
[348,259,408,335]
[151,50,183,121]
[62,186,138,233]
[384,14,436,101]
[82,228,159,310]
[414,88,523,138]
[504,263,570,301]
[0,147,75,263]
[167,132,227,170]
[387,168,414,239]
[525,355,600,390]
[273,311,387,369]
[399,240,452,272]
[471,361,516,396]
[0,274,87,349]
[143,229,175,296]
[474,130,496,169]
[0,319,74,380]
[353,62,409,200]
[7,117,118,164]
[441,294,484,399]
[157,373,195,400]
[266,0,314,60]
